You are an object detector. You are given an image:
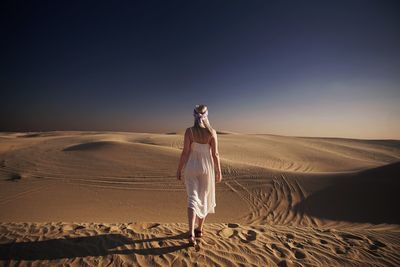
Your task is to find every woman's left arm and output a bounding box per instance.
[176,128,191,180]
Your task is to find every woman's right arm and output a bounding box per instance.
[176,128,191,180]
[210,130,222,182]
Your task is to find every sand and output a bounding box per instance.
[0,131,399,266]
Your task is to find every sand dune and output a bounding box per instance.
[295,162,400,225]
[0,131,399,266]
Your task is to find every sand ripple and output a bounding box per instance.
[1,222,399,266]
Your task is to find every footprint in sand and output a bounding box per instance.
[286,233,295,240]
[62,224,81,231]
[339,233,363,241]
[293,242,304,249]
[110,225,120,232]
[338,233,365,248]
[98,224,111,233]
[97,224,118,232]
[144,223,160,229]
[281,241,306,260]
[239,229,257,243]
[75,225,86,230]
[369,239,386,249]
[368,239,386,252]
[219,227,237,238]
[293,249,306,260]
[270,243,290,258]
[334,246,346,255]
[227,223,239,228]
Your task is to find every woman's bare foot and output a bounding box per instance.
[188,234,197,246]
[194,228,203,238]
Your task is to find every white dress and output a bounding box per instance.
[183,129,216,219]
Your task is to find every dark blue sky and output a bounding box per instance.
[2,0,400,138]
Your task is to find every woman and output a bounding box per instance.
[176,104,222,246]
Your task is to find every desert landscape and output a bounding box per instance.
[0,131,399,266]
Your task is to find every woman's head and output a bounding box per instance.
[193,104,214,135]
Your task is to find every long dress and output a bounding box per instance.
[183,128,216,219]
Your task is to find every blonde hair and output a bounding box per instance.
[193,104,215,138]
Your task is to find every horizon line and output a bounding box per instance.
[1,129,399,141]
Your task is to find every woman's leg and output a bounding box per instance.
[196,216,206,232]
[187,207,196,237]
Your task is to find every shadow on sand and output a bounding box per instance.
[294,162,400,225]
[0,232,191,261]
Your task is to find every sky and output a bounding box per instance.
[1,0,400,139]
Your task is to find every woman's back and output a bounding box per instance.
[190,126,213,144]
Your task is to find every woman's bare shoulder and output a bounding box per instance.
[185,127,194,139]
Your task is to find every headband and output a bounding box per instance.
[193,109,208,119]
